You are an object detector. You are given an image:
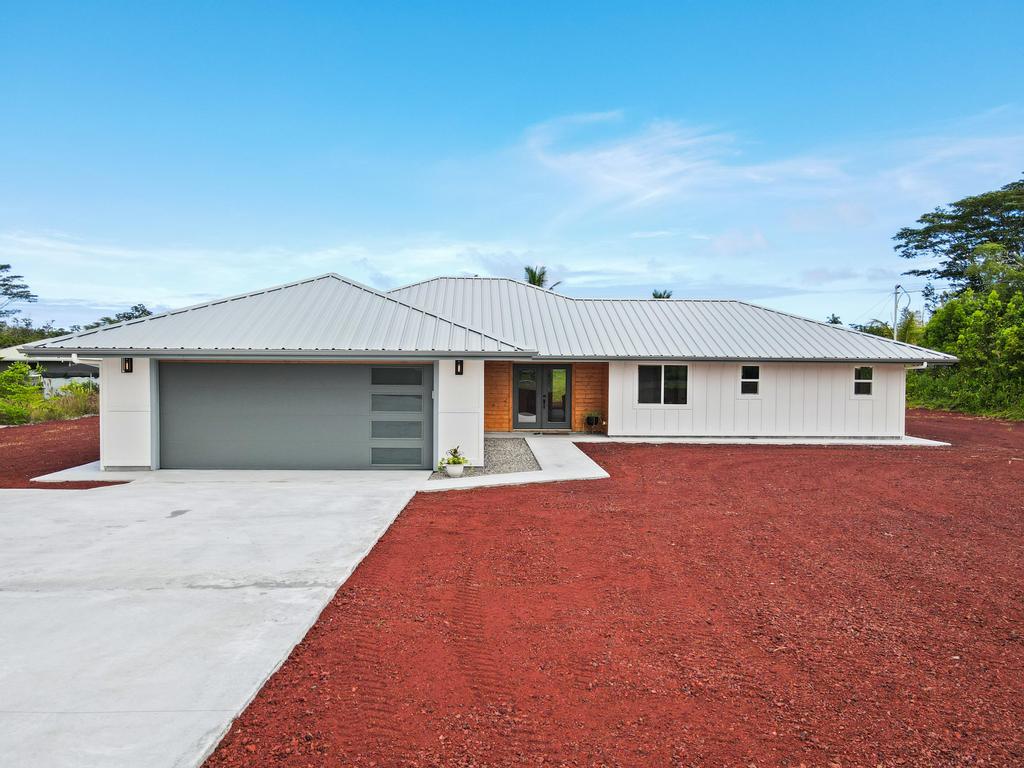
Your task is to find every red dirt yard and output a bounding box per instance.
[205,411,1024,767]
[0,415,117,489]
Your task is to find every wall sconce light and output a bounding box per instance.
[455,359,464,376]
[121,357,134,374]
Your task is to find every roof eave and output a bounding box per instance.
[22,347,533,360]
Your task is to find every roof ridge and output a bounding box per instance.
[388,275,744,303]
[34,272,530,353]
[32,273,345,347]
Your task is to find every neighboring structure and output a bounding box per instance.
[24,273,956,471]
[0,344,99,397]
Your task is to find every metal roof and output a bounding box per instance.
[1,343,96,366]
[25,274,526,358]
[389,277,957,363]
[25,272,956,363]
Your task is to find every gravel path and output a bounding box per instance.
[429,437,540,480]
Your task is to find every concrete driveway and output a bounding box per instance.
[0,470,427,768]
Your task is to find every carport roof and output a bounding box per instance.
[25,274,527,357]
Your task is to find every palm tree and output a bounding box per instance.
[652,289,673,299]
[524,265,561,290]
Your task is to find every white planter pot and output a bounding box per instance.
[443,463,465,477]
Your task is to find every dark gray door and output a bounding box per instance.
[158,362,432,469]
[513,364,571,429]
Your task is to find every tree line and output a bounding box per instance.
[862,177,1023,418]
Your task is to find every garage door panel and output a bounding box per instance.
[159,363,431,469]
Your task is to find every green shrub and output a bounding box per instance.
[30,389,99,421]
[908,286,1024,420]
[0,363,99,424]
[0,399,31,425]
[60,379,99,397]
[907,366,1024,420]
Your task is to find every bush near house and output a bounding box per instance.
[0,362,99,425]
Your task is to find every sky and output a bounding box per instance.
[1,1,1023,330]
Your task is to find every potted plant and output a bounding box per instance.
[584,411,602,432]
[438,445,470,477]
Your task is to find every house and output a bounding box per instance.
[23,273,957,471]
[0,343,99,397]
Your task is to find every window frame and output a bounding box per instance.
[635,363,690,407]
[738,364,761,398]
[852,365,874,397]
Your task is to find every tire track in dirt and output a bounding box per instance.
[449,553,565,765]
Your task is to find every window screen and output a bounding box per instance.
[740,365,760,395]
[637,365,661,404]
[663,365,688,404]
[853,366,873,396]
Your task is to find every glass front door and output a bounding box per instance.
[514,365,571,429]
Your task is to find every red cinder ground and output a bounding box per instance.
[0,415,120,488]
[204,410,1024,767]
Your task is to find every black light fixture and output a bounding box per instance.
[121,357,134,373]
[455,359,464,376]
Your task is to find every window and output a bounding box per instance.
[853,366,873,396]
[371,447,422,465]
[371,394,423,412]
[637,364,688,405]
[740,365,760,395]
[371,420,422,439]
[371,367,422,386]
[638,365,661,404]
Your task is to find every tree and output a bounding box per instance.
[82,304,152,330]
[963,244,1024,299]
[0,264,37,319]
[652,289,673,299]
[896,307,925,345]
[826,313,842,324]
[523,266,561,290]
[894,176,1024,292]
[849,319,893,338]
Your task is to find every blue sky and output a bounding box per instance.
[2,1,1023,329]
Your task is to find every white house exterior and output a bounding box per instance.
[25,273,956,471]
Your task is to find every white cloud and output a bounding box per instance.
[6,107,1024,327]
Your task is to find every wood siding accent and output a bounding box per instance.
[571,362,609,433]
[484,361,513,431]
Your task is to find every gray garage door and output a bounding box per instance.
[158,362,432,469]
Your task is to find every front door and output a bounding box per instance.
[513,365,572,429]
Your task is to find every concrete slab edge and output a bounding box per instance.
[419,436,609,493]
[189,487,420,768]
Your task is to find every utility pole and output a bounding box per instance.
[893,284,901,341]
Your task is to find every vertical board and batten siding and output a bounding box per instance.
[607,361,906,437]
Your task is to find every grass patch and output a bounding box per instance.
[907,367,1024,420]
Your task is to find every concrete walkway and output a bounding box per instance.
[0,470,427,768]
